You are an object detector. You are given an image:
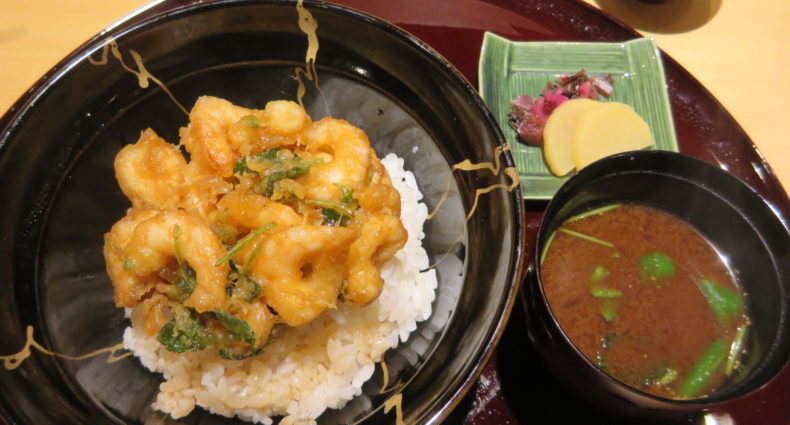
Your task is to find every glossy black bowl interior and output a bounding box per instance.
[0,1,525,424]
[526,150,790,417]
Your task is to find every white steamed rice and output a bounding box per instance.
[123,153,437,424]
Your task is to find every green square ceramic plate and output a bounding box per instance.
[478,32,678,200]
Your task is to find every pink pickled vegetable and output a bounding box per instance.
[508,70,614,146]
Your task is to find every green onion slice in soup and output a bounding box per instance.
[639,251,675,282]
[679,338,728,398]
[697,279,743,323]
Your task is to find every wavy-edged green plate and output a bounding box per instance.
[479,32,678,200]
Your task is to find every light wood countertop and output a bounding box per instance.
[1,0,788,189]
[586,0,790,190]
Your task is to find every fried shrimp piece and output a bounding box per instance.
[115,129,186,210]
[180,163,233,220]
[345,215,407,305]
[218,191,303,230]
[135,292,171,337]
[106,95,412,362]
[298,118,373,201]
[215,191,304,267]
[262,100,311,136]
[182,98,313,176]
[367,151,393,186]
[104,209,161,307]
[181,96,254,177]
[356,183,401,217]
[252,225,356,327]
[229,299,277,350]
[122,211,230,313]
[227,100,310,156]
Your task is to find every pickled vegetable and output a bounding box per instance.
[572,102,654,170]
[543,98,599,176]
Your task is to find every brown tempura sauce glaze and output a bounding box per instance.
[541,204,745,398]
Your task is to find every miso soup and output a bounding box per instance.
[541,204,749,399]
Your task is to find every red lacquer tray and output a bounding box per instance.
[5,1,787,424]
[327,1,789,424]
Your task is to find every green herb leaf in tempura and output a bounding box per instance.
[233,148,282,177]
[158,305,214,353]
[320,207,350,227]
[258,166,311,197]
[226,274,262,303]
[234,157,253,176]
[167,225,196,301]
[247,148,320,197]
[304,199,355,218]
[255,148,281,161]
[214,309,260,360]
[214,222,275,266]
[334,183,358,209]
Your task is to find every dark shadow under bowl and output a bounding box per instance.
[526,150,790,418]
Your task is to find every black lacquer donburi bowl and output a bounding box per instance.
[0,1,525,424]
[526,150,790,418]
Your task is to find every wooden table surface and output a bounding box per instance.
[1,0,788,190]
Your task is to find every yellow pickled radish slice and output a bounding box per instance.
[543,98,599,176]
[572,102,654,170]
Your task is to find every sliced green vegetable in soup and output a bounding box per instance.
[541,204,749,399]
[639,251,675,282]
